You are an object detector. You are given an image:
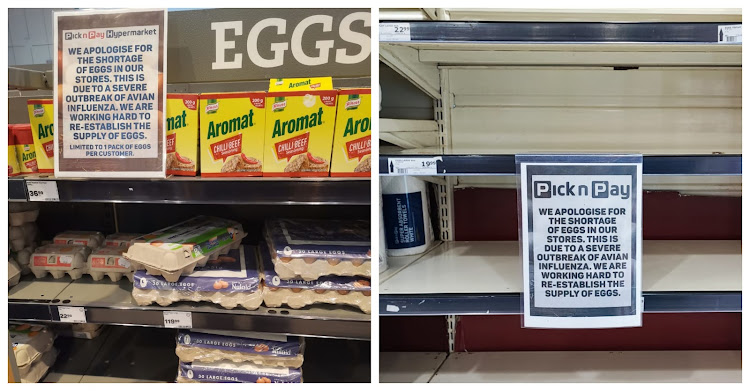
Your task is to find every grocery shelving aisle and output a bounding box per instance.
[383,351,741,383]
[378,8,741,383]
[8,8,373,383]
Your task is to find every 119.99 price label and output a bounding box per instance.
[163,311,192,329]
[26,180,60,202]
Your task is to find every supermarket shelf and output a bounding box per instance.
[382,351,741,383]
[380,352,447,383]
[9,276,370,340]
[9,177,27,201]
[44,325,370,383]
[7,176,370,205]
[380,241,741,315]
[44,326,176,383]
[379,154,741,176]
[380,241,442,284]
[381,21,742,44]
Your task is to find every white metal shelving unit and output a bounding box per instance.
[378,9,742,383]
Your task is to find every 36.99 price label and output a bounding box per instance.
[26,180,60,201]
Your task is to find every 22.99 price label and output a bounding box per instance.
[379,23,411,42]
[58,306,87,323]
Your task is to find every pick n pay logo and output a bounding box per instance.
[533,180,631,200]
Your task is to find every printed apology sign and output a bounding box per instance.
[54,9,166,177]
[518,155,643,329]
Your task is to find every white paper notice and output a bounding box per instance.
[61,26,160,159]
[518,155,643,329]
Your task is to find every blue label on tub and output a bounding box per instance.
[383,192,425,249]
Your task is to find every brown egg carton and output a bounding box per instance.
[270,257,371,281]
[29,244,91,280]
[52,231,105,248]
[86,246,134,282]
[262,285,371,314]
[175,346,304,368]
[132,287,263,310]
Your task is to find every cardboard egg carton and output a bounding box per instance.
[9,223,35,252]
[260,244,371,314]
[20,348,57,383]
[86,246,134,282]
[103,233,142,247]
[264,218,371,281]
[10,323,55,369]
[131,245,262,310]
[124,216,246,282]
[176,331,304,368]
[15,246,34,275]
[133,289,263,310]
[29,244,90,279]
[9,258,22,287]
[53,231,105,248]
[176,361,302,383]
[8,202,39,227]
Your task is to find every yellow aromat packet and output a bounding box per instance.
[268,77,333,92]
[8,125,21,177]
[331,89,371,177]
[199,92,266,177]
[26,99,54,173]
[264,78,337,177]
[12,124,38,174]
[166,94,200,176]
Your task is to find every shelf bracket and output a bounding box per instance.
[446,314,457,353]
[380,44,441,99]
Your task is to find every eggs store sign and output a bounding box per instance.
[167,9,370,83]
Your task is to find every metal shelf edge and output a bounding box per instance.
[8,304,370,340]
[379,155,741,176]
[6,177,371,205]
[380,292,741,316]
[381,21,744,44]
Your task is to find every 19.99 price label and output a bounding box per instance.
[386,157,441,175]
